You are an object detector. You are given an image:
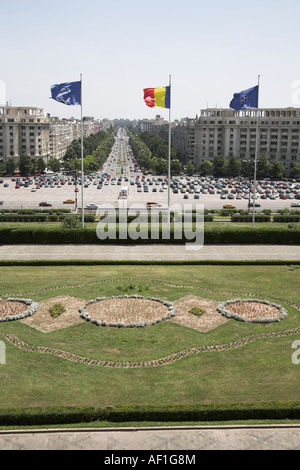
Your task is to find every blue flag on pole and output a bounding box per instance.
[51,81,81,106]
[229,85,259,111]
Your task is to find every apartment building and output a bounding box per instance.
[0,106,98,165]
[0,106,50,162]
[171,108,300,174]
[49,117,81,161]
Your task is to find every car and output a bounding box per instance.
[63,198,75,204]
[31,188,36,192]
[249,203,261,208]
[39,202,52,207]
[4,183,9,187]
[223,204,235,209]
[74,188,79,192]
[194,194,200,199]
[291,202,300,207]
[85,203,99,210]
[183,194,189,199]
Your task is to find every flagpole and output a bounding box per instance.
[80,73,84,229]
[168,74,171,231]
[252,75,260,229]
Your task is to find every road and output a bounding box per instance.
[0,127,299,211]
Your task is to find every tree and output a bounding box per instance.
[257,155,269,178]
[213,155,227,177]
[171,159,182,175]
[35,157,46,174]
[199,160,213,176]
[228,156,241,177]
[270,160,286,179]
[48,158,61,173]
[241,160,252,178]
[18,154,34,176]
[290,164,300,178]
[186,160,195,176]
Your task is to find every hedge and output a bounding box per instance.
[0,402,299,426]
[273,215,300,223]
[231,214,271,222]
[0,225,299,244]
[0,214,95,223]
[0,260,299,266]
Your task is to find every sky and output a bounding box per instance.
[1,0,300,121]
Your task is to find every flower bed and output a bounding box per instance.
[217,298,287,323]
[0,298,38,322]
[79,295,176,328]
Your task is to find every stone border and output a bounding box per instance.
[0,298,39,322]
[79,295,176,328]
[217,298,288,323]
[1,327,300,368]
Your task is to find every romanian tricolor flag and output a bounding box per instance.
[143,86,170,109]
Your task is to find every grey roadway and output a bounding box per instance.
[0,244,300,261]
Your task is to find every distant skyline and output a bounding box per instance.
[2,0,300,121]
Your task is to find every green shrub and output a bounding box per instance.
[231,214,271,222]
[0,402,300,426]
[49,303,66,318]
[189,307,205,317]
[273,215,300,223]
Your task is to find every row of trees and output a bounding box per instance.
[0,155,47,176]
[129,132,183,175]
[129,131,298,180]
[46,130,114,174]
[185,155,300,179]
[0,130,114,177]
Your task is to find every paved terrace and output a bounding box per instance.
[0,244,299,261]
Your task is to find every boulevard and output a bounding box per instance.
[0,128,299,212]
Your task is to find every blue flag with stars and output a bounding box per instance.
[229,85,259,111]
[51,81,81,106]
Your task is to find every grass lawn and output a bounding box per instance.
[0,264,299,421]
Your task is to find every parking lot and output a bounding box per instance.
[0,127,299,212]
[1,173,299,213]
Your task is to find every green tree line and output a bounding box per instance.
[129,131,182,175]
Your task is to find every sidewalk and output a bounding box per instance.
[0,425,300,450]
[0,244,299,261]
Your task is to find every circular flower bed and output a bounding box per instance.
[217,298,287,323]
[79,295,176,328]
[0,298,38,322]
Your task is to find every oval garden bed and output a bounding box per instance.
[79,295,176,328]
[0,298,38,322]
[217,299,287,323]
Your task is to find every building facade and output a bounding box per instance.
[171,108,300,175]
[0,106,99,165]
[0,106,50,162]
